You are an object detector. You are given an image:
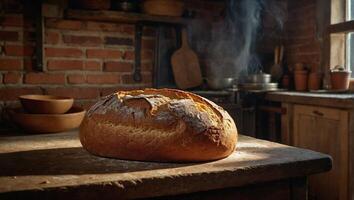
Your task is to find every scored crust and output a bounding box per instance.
[79,88,238,162]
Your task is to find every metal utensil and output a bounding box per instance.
[246,71,271,84]
[206,77,236,90]
[239,83,278,91]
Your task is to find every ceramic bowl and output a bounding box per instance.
[19,95,74,114]
[10,106,86,133]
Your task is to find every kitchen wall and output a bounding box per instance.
[0,0,223,121]
[285,0,321,71]
[0,0,324,123]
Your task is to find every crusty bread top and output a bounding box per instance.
[87,88,235,136]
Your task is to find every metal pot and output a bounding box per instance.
[206,77,236,90]
[246,71,271,84]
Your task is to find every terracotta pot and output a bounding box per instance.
[294,70,308,91]
[330,71,351,90]
[294,63,305,71]
[75,0,110,10]
[143,0,184,17]
[281,74,290,89]
[308,73,323,90]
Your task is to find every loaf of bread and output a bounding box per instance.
[79,88,237,162]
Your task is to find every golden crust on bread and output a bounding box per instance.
[80,88,238,162]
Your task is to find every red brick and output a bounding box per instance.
[63,35,102,46]
[24,59,35,71]
[287,24,315,36]
[47,60,84,71]
[0,87,42,101]
[3,72,22,84]
[24,73,66,84]
[287,42,320,55]
[0,59,22,71]
[100,86,139,96]
[286,37,314,46]
[45,47,83,58]
[86,49,122,59]
[287,53,320,64]
[1,15,34,28]
[45,87,100,99]
[0,31,19,41]
[123,51,134,60]
[45,31,60,44]
[85,61,101,71]
[0,14,23,27]
[67,74,86,84]
[86,22,123,32]
[142,50,154,60]
[86,74,120,84]
[122,25,135,35]
[46,19,83,30]
[4,45,34,57]
[104,61,132,72]
[104,37,133,46]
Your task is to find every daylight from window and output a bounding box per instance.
[347,0,354,76]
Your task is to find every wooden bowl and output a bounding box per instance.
[10,106,86,133]
[19,95,74,114]
[143,0,184,17]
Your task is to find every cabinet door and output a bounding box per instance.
[293,105,348,200]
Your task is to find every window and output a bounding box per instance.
[348,0,354,20]
[347,0,354,76]
[329,0,354,77]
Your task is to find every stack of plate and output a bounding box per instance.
[10,95,86,133]
[239,71,279,91]
[239,82,279,91]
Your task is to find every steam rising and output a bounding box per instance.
[202,0,285,80]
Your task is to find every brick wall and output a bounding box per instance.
[0,0,223,122]
[285,0,321,72]
[0,5,153,113]
[42,18,155,100]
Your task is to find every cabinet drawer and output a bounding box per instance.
[293,104,345,121]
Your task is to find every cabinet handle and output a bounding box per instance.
[313,110,324,116]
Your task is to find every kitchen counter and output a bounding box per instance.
[265,91,354,108]
[0,130,331,200]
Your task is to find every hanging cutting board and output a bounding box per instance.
[171,28,203,89]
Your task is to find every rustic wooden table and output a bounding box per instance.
[0,130,331,200]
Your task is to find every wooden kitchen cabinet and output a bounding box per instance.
[292,105,348,200]
[265,92,354,200]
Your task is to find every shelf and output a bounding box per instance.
[66,9,189,25]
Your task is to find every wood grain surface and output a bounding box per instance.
[0,130,331,199]
[171,29,203,89]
